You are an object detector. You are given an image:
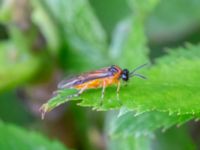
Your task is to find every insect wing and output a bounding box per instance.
[58,67,112,89]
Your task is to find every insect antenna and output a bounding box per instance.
[133,73,146,79]
[129,63,148,79]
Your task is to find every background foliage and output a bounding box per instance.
[0,0,200,149]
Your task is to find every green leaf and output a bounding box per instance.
[147,0,200,43]
[109,17,149,67]
[0,91,32,125]
[0,41,42,92]
[107,135,151,150]
[40,89,78,119]
[152,126,196,150]
[43,0,107,50]
[81,44,200,115]
[108,123,196,150]
[0,122,67,150]
[109,0,160,68]
[107,111,196,150]
[127,0,160,17]
[34,0,108,71]
[41,43,200,119]
[107,110,198,138]
[105,111,152,150]
[89,0,131,36]
[0,0,13,23]
[31,0,61,55]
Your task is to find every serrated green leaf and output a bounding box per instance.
[0,122,67,150]
[42,43,200,119]
[107,110,198,138]
[107,117,196,150]
[40,89,78,119]
[80,44,200,116]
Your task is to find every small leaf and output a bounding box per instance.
[0,122,67,150]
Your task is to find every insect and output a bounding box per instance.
[58,63,147,99]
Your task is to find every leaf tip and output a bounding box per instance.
[39,104,49,120]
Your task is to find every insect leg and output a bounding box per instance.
[98,80,106,106]
[117,81,121,95]
[67,85,88,98]
[116,81,122,105]
[101,80,106,99]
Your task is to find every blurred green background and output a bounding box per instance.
[0,0,200,149]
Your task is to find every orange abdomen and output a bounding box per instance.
[74,75,120,90]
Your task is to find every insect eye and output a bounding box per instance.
[121,69,129,81]
[121,74,128,81]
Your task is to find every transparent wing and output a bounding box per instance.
[58,67,113,89]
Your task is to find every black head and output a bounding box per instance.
[121,69,129,81]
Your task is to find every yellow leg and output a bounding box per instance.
[117,81,121,96]
[101,80,106,99]
[68,85,88,98]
